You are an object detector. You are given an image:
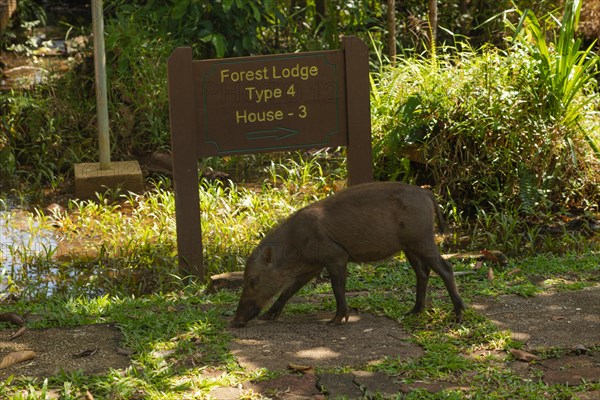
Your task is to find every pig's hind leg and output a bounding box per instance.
[404,250,431,317]
[419,248,465,323]
[325,261,350,325]
[259,268,321,321]
[431,255,465,323]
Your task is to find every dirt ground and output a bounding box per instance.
[229,311,423,371]
[0,284,599,396]
[472,283,600,349]
[0,323,130,380]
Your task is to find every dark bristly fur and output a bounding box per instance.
[231,182,465,328]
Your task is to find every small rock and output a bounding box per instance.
[543,367,600,386]
[245,374,321,399]
[509,349,540,363]
[199,367,225,379]
[145,151,173,174]
[208,386,244,400]
[317,373,363,399]
[351,370,407,398]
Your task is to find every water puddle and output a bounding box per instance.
[0,203,154,298]
[0,208,60,297]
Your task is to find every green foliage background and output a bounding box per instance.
[1,0,598,214]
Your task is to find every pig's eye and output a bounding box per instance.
[249,276,259,289]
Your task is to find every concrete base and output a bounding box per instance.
[74,160,144,199]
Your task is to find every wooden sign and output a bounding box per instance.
[196,50,347,155]
[168,36,372,279]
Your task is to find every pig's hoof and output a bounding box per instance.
[327,314,349,326]
[454,311,464,324]
[258,312,279,321]
[230,320,247,328]
[405,305,425,317]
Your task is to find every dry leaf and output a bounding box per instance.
[84,390,94,400]
[481,249,508,264]
[0,350,36,369]
[9,326,27,340]
[573,344,590,355]
[116,347,135,356]
[507,268,521,276]
[473,261,483,270]
[487,267,495,282]
[509,348,540,362]
[73,348,98,358]
[288,363,315,374]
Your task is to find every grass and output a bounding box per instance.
[2,1,599,397]
[1,249,599,398]
[2,168,599,398]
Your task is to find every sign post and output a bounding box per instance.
[168,36,372,280]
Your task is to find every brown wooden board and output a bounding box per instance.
[194,50,347,156]
[168,36,372,279]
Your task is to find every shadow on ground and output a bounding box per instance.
[229,311,422,371]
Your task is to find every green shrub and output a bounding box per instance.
[371,4,600,216]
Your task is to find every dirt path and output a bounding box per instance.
[1,284,599,398]
[472,283,600,349]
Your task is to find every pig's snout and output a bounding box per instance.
[231,300,262,328]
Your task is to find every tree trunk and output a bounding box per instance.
[315,0,326,30]
[387,0,396,64]
[428,0,437,53]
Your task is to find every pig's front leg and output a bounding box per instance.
[325,262,349,325]
[259,269,320,321]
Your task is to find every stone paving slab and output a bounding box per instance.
[244,374,324,400]
[317,373,363,399]
[352,370,406,397]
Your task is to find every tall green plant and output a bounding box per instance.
[511,0,599,158]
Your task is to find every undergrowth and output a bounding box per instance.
[370,1,600,216]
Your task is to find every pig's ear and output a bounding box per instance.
[262,246,273,264]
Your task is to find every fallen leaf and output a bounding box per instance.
[9,326,27,340]
[0,350,36,369]
[509,348,540,362]
[573,344,590,355]
[454,271,476,276]
[506,268,521,276]
[288,363,315,374]
[73,348,98,358]
[84,390,94,400]
[487,267,495,282]
[481,249,508,265]
[473,261,483,270]
[116,347,135,356]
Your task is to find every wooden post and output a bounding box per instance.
[167,47,204,280]
[91,0,111,169]
[343,36,373,186]
[168,37,372,279]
